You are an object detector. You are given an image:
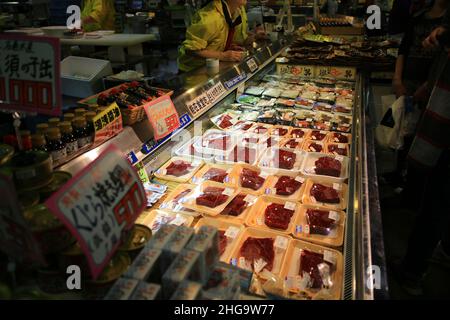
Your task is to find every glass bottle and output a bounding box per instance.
[73,117,91,148]
[46,127,67,166]
[36,123,49,136]
[64,113,75,124]
[85,112,96,143]
[20,130,32,151]
[48,117,60,128]
[59,121,79,156]
[74,108,86,118]
[31,133,48,152]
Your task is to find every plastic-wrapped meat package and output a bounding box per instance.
[218,231,228,256]
[327,144,348,156]
[274,176,302,196]
[264,203,294,230]
[257,110,278,124]
[305,141,323,153]
[292,129,306,138]
[202,168,228,183]
[227,146,257,164]
[313,102,333,112]
[274,149,297,170]
[173,189,192,204]
[294,118,313,129]
[166,160,193,177]
[333,105,352,114]
[331,133,349,143]
[240,168,266,191]
[310,184,340,203]
[266,137,279,148]
[242,136,261,145]
[315,157,342,177]
[306,209,336,235]
[283,139,301,149]
[310,131,327,141]
[271,127,289,137]
[218,114,234,129]
[313,121,332,131]
[295,98,315,109]
[220,194,248,216]
[253,125,270,135]
[299,250,333,289]
[196,187,229,208]
[205,135,232,151]
[231,121,254,132]
[277,110,295,124]
[240,237,275,271]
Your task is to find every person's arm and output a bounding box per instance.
[191,49,243,61]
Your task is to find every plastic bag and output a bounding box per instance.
[376,95,405,150]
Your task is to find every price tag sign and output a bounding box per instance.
[247,58,259,73]
[143,95,180,141]
[45,145,146,280]
[186,82,226,117]
[135,162,149,184]
[93,102,123,145]
[0,171,44,264]
[274,236,288,250]
[0,34,62,115]
[225,226,240,239]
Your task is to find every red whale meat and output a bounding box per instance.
[274,149,296,169]
[243,136,260,144]
[307,142,323,152]
[196,187,229,208]
[315,157,342,177]
[173,189,192,204]
[203,167,228,183]
[218,230,228,256]
[227,146,257,164]
[254,126,269,134]
[266,137,278,148]
[219,115,233,129]
[284,139,301,149]
[310,183,340,203]
[306,209,336,235]
[310,131,327,141]
[264,203,294,230]
[272,127,289,136]
[166,160,193,176]
[327,144,347,156]
[274,176,302,196]
[292,129,306,138]
[240,168,265,191]
[332,133,349,143]
[299,250,333,289]
[220,194,248,216]
[240,237,275,271]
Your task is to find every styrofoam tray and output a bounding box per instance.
[301,153,349,182]
[258,147,306,175]
[193,129,238,157]
[174,136,215,163]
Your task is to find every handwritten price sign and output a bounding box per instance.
[0,34,61,115]
[45,145,146,279]
[143,95,180,141]
[93,102,123,145]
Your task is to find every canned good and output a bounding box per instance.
[23,204,75,254]
[119,224,152,260]
[10,151,53,191]
[39,171,72,201]
[0,144,14,166]
[84,252,131,300]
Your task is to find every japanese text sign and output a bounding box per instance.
[0,171,44,264]
[186,82,226,117]
[276,64,315,78]
[93,102,123,145]
[0,34,62,116]
[143,95,180,141]
[45,145,146,279]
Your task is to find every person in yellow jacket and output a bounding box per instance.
[178,0,263,72]
[81,0,116,32]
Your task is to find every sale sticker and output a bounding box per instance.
[45,144,146,280]
[143,95,180,141]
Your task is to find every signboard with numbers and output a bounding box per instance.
[0,34,61,116]
[0,171,44,264]
[186,82,226,117]
[143,95,180,141]
[276,64,315,78]
[93,102,123,145]
[45,145,146,279]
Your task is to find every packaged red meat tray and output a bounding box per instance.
[269,125,292,138]
[193,129,238,156]
[264,175,306,202]
[291,128,311,139]
[191,164,235,187]
[325,143,349,157]
[258,147,305,175]
[248,123,273,136]
[309,130,329,142]
[326,132,351,144]
[238,134,281,150]
[230,227,290,279]
[216,145,263,166]
[229,164,270,195]
[302,140,325,153]
[182,181,239,216]
[280,239,343,300]
[211,112,240,130]
[281,138,304,150]
[154,157,204,183]
[226,120,255,133]
[302,179,348,210]
[246,196,300,235]
[174,137,215,163]
[301,153,349,181]
[195,217,245,263]
[218,193,258,224]
[139,209,194,235]
[157,184,199,217]
[293,205,346,247]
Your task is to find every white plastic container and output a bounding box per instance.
[258,147,306,175]
[301,152,349,182]
[193,129,238,157]
[60,56,113,97]
[174,136,215,163]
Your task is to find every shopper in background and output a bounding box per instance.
[393,13,450,296]
[81,0,116,32]
[178,0,266,73]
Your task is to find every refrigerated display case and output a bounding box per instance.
[58,39,388,300]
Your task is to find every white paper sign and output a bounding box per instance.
[186,82,227,116]
[274,236,288,250]
[225,226,240,239]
